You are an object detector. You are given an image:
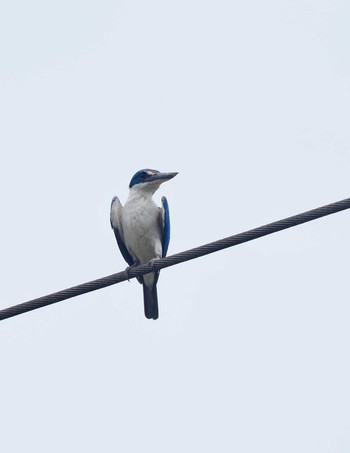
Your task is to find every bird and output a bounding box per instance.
[110,169,178,320]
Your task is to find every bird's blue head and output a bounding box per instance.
[129,169,178,189]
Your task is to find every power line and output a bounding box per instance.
[1,196,350,321]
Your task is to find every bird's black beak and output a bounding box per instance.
[148,172,178,184]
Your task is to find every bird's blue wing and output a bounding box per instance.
[161,196,170,258]
[110,196,134,267]
[113,228,134,267]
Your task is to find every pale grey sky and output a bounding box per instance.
[1,1,350,452]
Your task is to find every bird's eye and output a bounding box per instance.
[140,171,147,179]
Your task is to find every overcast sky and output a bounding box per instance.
[1,1,350,452]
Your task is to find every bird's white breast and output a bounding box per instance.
[122,193,162,264]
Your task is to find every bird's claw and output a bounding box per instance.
[148,258,157,272]
[124,262,139,281]
[124,267,131,281]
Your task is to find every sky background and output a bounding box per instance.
[1,1,350,451]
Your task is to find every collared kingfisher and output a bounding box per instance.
[110,169,178,320]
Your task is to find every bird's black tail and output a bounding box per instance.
[143,282,159,320]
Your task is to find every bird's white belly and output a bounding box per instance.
[122,200,162,264]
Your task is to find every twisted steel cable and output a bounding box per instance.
[1,197,349,321]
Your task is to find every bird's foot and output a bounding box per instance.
[148,258,158,272]
[124,261,140,281]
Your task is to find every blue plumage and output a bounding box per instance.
[161,196,170,258]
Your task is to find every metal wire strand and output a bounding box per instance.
[1,196,349,321]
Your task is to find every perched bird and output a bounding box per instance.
[110,169,178,319]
